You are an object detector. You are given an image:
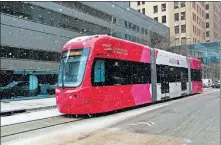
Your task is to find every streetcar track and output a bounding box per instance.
[1,116,85,138]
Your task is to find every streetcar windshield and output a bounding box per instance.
[58,48,90,87]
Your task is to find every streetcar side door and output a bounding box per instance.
[156,65,169,100]
[181,67,188,95]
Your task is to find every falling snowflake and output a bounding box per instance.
[126,8,130,11]
[112,4,115,8]
[59,8,62,11]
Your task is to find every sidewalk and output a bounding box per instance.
[1,97,56,114]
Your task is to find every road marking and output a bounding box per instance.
[138,122,152,126]
[128,123,138,126]
[150,121,155,125]
[128,121,155,126]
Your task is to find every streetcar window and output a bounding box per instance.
[181,68,188,82]
[169,66,181,82]
[156,65,169,83]
[92,58,151,86]
[57,48,90,87]
[94,60,105,83]
[191,69,202,81]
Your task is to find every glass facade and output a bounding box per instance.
[168,41,220,81]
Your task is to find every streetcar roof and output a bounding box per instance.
[61,35,200,62]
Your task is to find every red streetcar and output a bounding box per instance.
[56,35,202,114]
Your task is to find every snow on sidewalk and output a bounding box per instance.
[1,97,56,113]
[1,108,62,126]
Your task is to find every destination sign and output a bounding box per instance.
[62,50,83,57]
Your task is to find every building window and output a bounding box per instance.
[154,17,158,21]
[174,2,179,9]
[137,1,140,6]
[132,24,136,31]
[145,29,148,35]
[181,24,186,33]
[113,17,117,24]
[174,13,179,21]
[175,26,179,34]
[138,9,140,12]
[55,1,112,22]
[141,28,144,34]
[0,45,61,62]
[128,22,131,29]
[162,15,166,23]
[161,3,166,12]
[206,13,209,19]
[124,21,128,28]
[175,38,179,46]
[142,1,145,4]
[206,22,209,28]
[136,26,139,32]
[0,1,111,35]
[192,13,196,21]
[206,4,209,10]
[153,5,158,13]
[180,2,185,7]
[181,37,186,45]
[206,31,209,37]
[181,12,185,20]
[192,2,196,9]
[142,8,145,14]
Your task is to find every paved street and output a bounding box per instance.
[1,89,220,145]
[108,90,220,145]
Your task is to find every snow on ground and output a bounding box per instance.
[1,98,56,113]
[4,102,173,145]
[3,89,219,145]
[1,109,62,126]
